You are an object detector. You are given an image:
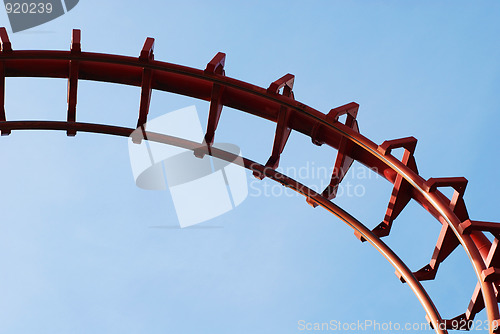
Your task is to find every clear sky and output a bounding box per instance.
[0,1,499,333]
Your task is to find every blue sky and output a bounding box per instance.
[0,1,498,333]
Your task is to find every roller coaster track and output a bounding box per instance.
[0,28,498,333]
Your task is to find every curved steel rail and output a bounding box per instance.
[0,28,498,333]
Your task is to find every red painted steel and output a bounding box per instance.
[136,37,154,130]
[0,28,499,333]
[0,27,10,133]
[371,136,418,239]
[254,73,295,180]
[203,52,226,146]
[0,120,449,334]
[66,29,81,136]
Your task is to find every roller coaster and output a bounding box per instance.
[0,27,498,333]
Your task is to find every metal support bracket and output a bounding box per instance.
[204,52,225,75]
[0,27,12,135]
[203,52,226,147]
[133,37,154,144]
[460,220,500,239]
[463,238,500,322]
[310,102,358,146]
[267,73,294,95]
[253,74,295,180]
[66,29,81,136]
[402,177,469,282]
[0,27,12,52]
[363,137,418,240]
[308,103,359,208]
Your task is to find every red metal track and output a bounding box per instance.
[1,28,499,333]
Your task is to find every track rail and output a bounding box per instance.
[1,28,499,333]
